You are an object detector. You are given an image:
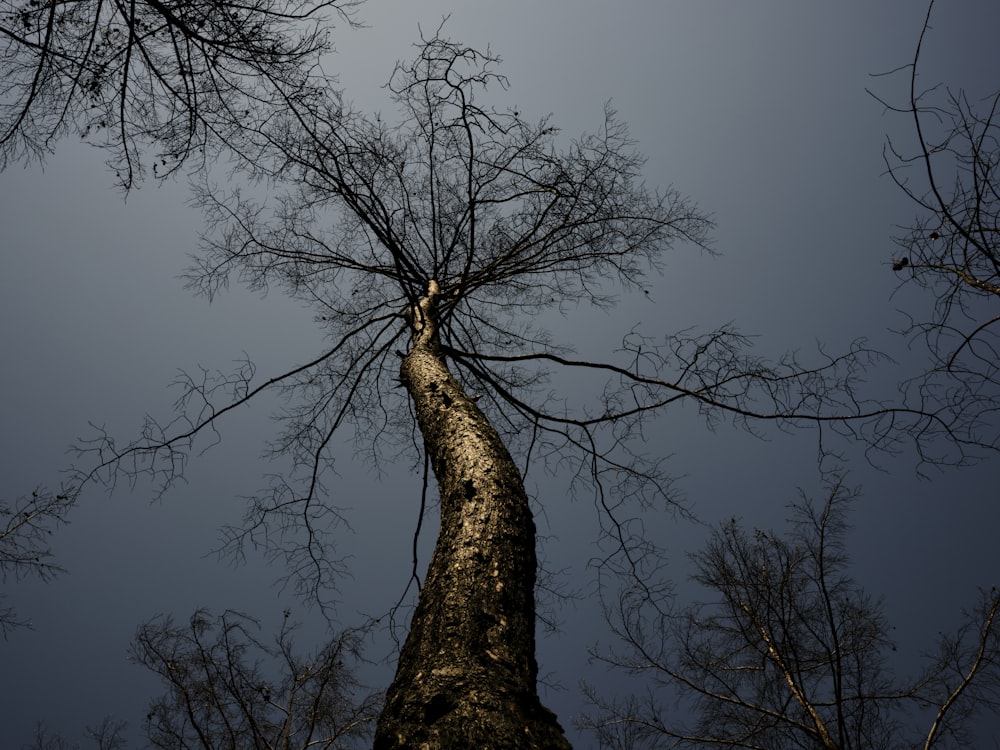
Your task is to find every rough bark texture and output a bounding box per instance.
[374,280,572,749]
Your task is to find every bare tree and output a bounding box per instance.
[54,24,995,746]
[584,477,1000,749]
[131,608,380,750]
[872,0,1000,461]
[1,486,73,636]
[23,717,128,750]
[0,0,359,187]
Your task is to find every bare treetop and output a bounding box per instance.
[194,35,711,313]
[69,29,993,613]
[586,477,1000,749]
[0,0,360,187]
[132,609,379,749]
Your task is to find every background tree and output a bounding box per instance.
[23,717,128,750]
[873,0,1000,462]
[130,609,379,749]
[584,477,1000,749]
[0,0,358,187]
[1,486,72,636]
[56,25,994,747]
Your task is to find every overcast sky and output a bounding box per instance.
[2,1,999,746]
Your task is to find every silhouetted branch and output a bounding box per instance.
[871,0,1000,463]
[0,485,73,636]
[0,0,361,187]
[132,608,380,749]
[67,25,998,616]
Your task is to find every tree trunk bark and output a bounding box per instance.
[374,280,572,749]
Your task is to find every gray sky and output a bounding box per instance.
[2,1,999,746]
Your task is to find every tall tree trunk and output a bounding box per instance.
[374,280,572,749]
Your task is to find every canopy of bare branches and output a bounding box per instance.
[0,0,359,186]
[132,609,379,749]
[586,478,1000,749]
[873,0,1000,465]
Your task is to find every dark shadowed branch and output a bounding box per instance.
[870,0,1000,465]
[0,0,360,187]
[0,485,73,636]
